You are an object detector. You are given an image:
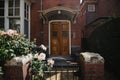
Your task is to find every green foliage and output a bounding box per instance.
[0,30,36,63]
[0,29,53,80]
[32,58,49,80]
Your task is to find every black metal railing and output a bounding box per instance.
[44,65,80,80]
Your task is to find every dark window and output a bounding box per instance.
[0,18,4,30]
[0,1,4,8]
[0,9,4,16]
[62,31,68,37]
[0,0,4,16]
[52,31,58,37]
[24,2,29,19]
[24,20,29,38]
[8,0,20,16]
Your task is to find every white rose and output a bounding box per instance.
[6,29,18,35]
[40,44,47,51]
[38,53,46,61]
[47,58,54,67]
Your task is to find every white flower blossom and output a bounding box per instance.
[38,53,46,61]
[0,31,6,35]
[47,58,54,67]
[34,53,39,58]
[40,44,47,51]
[6,29,18,36]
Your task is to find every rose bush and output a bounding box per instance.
[0,29,36,64]
[32,46,54,80]
[0,29,54,80]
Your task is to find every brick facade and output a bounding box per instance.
[97,0,120,17]
[30,0,81,53]
[79,0,120,38]
[30,0,120,53]
[31,0,41,45]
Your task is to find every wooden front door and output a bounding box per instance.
[50,21,69,56]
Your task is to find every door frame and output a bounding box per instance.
[49,20,71,55]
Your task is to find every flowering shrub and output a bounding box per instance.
[0,29,36,63]
[0,29,54,80]
[32,45,54,80]
[32,52,54,80]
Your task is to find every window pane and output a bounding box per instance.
[52,31,57,37]
[88,4,95,12]
[27,13,29,19]
[15,8,20,16]
[62,31,68,37]
[15,0,20,7]
[0,9,4,16]
[0,1,4,8]
[0,18,4,30]
[9,8,13,16]
[24,3,26,10]
[0,0,4,16]
[9,0,13,7]
[9,18,20,33]
[26,5,29,19]
[24,20,29,38]
[24,10,26,18]
[8,0,20,16]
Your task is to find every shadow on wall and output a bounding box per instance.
[87,17,120,76]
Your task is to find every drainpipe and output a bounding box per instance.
[40,0,43,44]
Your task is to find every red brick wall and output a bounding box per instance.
[43,0,80,10]
[79,0,120,38]
[97,0,120,17]
[30,0,120,50]
[30,0,81,48]
[43,0,81,47]
[30,0,41,45]
[79,2,87,38]
[43,24,48,45]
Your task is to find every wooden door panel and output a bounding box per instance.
[50,21,69,56]
[51,39,60,55]
[61,23,69,55]
[50,23,60,55]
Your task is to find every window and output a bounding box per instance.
[62,31,68,37]
[8,0,20,32]
[0,18,4,30]
[24,2,29,20]
[80,0,83,4]
[0,0,4,29]
[24,2,30,38]
[52,31,57,37]
[0,0,4,16]
[8,0,20,16]
[9,18,20,33]
[88,4,95,12]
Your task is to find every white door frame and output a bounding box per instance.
[48,20,71,55]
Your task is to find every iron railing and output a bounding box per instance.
[44,64,80,80]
